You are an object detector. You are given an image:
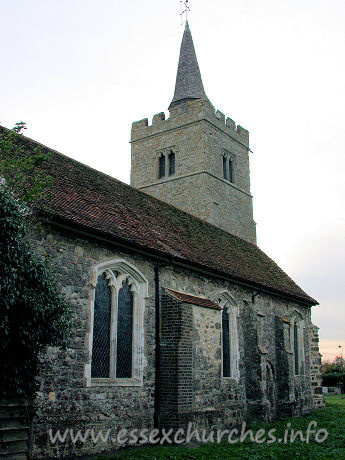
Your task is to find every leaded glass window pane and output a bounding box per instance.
[168,151,175,176]
[91,273,112,378]
[222,308,231,377]
[116,279,133,378]
[294,322,299,375]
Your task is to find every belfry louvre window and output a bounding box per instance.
[223,152,235,183]
[223,156,227,179]
[88,260,148,386]
[229,158,234,183]
[158,154,165,178]
[168,150,175,176]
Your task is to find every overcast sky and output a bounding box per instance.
[1,0,344,360]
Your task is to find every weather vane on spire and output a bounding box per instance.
[180,0,190,25]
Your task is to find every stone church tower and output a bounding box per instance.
[131,22,256,244]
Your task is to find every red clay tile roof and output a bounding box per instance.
[165,288,221,310]
[4,130,317,305]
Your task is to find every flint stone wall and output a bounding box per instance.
[29,226,318,458]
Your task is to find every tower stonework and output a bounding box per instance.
[130,23,256,244]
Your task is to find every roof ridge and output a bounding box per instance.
[11,128,261,248]
[0,126,317,305]
[6,127,125,186]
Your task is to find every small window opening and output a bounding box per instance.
[222,308,231,377]
[294,322,299,375]
[229,158,234,183]
[223,156,227,180]
[168,151,175,176]
[158,154,165,178]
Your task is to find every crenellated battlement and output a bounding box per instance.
[131,99,249,147]
[131,21,255,243]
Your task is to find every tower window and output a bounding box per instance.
[168,150,175,176]
[229,158,234,183]
[223,152,235,183]
[158,154,165,178]
[223,156,227,180]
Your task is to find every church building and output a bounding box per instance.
[14,22,323,458]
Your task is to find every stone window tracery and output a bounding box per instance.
[85,259,148,387]
[222,152,235,184]
[157,149,176,179]
[214,291,240,380]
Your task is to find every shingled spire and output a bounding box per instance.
[169,21,209,109]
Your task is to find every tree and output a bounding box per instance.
[322,356,345,388]
[0,123,71,398]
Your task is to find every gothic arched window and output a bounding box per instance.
[223,152,235,183]
[222,308,231,377]
[294,322,299,374]
[92,273,111,378]
[215,292,240,380]
[158,154,165,178]
[116,279,134,378]
[87,260,148,386]
[290,313,305,376]
[91,273,112,378]
[168,150,175,176]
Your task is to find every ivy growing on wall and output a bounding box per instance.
[0,123,71,398]
[0,122,53,204]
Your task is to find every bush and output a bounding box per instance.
[322,372,344,388]
[0,182,70,398]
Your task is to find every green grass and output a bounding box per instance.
[324,394,345,408]
[95,396,345,460]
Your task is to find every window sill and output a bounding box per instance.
[221,376,240,384]
[90,378,143,387]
